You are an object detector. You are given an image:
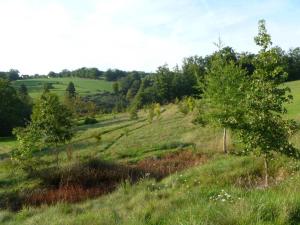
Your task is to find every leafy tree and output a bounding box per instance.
[285,47,300,81]
[30,92,74,164]
[201,52,248,153]
[0,79,30,136]
[146,104,155,124]
[17,84,32,121]
[66,81,76,99]
[112,82,119,94]
[12,125,42,172]
[238,52,256,75]
[7,69,20,81]
[237,20,299,187]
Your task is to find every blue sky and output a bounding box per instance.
[0,0,299,74]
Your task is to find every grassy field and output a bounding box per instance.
[0,81,300,224]
[12,77,113,99]
[285,80,300,119]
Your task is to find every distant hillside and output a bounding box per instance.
[12,77,113,99]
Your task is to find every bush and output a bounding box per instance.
[84,117,98,125]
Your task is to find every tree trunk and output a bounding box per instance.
[264,154,269,188]
[223,128,227,154]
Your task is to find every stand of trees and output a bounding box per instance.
[199,20,299,187]
[0,79,32,136]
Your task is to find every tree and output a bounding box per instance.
[66,81,76,99]
[18,84,32,121]
[7,69,20,81]
[30,92,74,164]
[201,52,248,153]
[285,47,300,81]
[0,79,30,136]
[112,82,119,94]
[237,20,299,187]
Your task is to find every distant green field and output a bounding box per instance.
[285,80,300,119]
[13,78,113,99]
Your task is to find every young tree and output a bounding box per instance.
[30,92,74,164]
[112,82,119,94]
[201,53,248,153]
[237,20,299,187]
[66,81,76,99]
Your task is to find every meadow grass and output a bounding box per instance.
[12,77,113,99]
[1,81,300,224]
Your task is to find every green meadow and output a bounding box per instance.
[13,77,113,99]
[0,80,300,225]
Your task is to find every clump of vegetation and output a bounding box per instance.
[178,96,196,115]
[145,103,161,123]
[12,92,74,169]
[84,117,98,125]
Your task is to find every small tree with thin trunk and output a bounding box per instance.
[201,52,248,153]
[237,20,299,187]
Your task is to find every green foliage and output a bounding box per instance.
[145,103,161,124]
[65,81,76,99]
[237,20,299,159]
[0,79,31,136]
[32,92,74,146]
[84,117,98,125]
[112,82,119,94]
[129,106,138,120]
[146,104,155,123]
[201,54,248,130]
[11,126,42,171]
[13,92,75,166]
[178,96,196,115]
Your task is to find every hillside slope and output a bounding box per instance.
[1,81,300,224]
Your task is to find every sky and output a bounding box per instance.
[0,0,299,75]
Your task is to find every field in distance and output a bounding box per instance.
[13,77,113,99]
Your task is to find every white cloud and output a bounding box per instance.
[0,0,299,74]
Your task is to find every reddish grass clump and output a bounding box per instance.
[23,150,206,207]
[135,150,207,178]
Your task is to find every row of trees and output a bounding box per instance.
[2,46,299,82]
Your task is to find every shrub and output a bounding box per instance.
[84,117,98,125]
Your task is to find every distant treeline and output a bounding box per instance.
[1,46,299,82]
[109,46,300,112]
[1,45,300,136]
[0,67,149,81]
